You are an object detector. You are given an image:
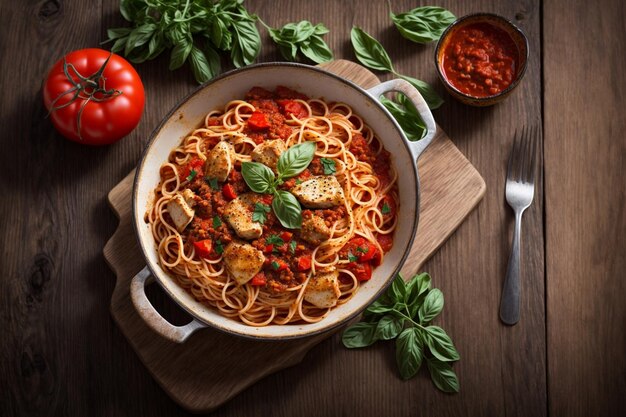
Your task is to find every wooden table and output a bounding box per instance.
[1,0,623,416]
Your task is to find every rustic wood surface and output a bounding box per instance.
[0,0,623,416]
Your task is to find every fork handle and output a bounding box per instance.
[500,210,523,325]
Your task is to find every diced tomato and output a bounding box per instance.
[248,111,270,130]
[251,272,266,286]
[222,183,237,201]
[277,99,308,119]
[377,234,394,252]
[280,231,293,241]
[261,194,273,205]
[264,244,274,254]
[270,259,289,272]
[193,239,213,259]
[347,262,372,282]
[179,157,204,180]
[296,256,312,271]
[371,248,383,267]
[344,237,377,262]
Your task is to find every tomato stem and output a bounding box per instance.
[48,52,123,141]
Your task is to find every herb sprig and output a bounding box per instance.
[389,5,456,44]
[350,26,444,110]
[241,141,316,229]
[105,0,261,84]
[262,20,333,63]
[342,273,460,393]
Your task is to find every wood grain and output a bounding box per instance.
[103,60,485,413]
[544,0,626,415]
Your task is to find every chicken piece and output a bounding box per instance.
[223,241,265,285]
[304,268,341,308]
[167,194,195,232]
[223,193,263,240]
[204,141,235,182]
[291,176,345,209]
[251,139,287,171]
[300,215,332,245]
[182,189,196,207]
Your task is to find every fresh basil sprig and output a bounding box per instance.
[105,0,261,84]
[379,93,427,141]
[390,6,456,44]
[241,141,316,229]
[263,20,333,64]
[342,273,460,393]
[350,27,444,110]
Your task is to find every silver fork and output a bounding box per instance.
[500,126,538,325]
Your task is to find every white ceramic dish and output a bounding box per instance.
[131,63,436,342]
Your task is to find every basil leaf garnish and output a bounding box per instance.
[272,190,303,229]
[241,161,275,193]
[396,327,424,379]
[276,141,316,179]
[350,26,395,72]
[426,357,460,393]
[390,6,456,44]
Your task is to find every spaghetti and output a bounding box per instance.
[147,86,398,326]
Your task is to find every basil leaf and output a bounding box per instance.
[188,45,213,84]
[241,162,275,193]
[206,177,219,190]
[374,314,404,340]
[272,190,302,229]
[215,239,224,254]
[391,7,456,44]
[418,288,444,323]
[426,357,460,393]
[169,34,193,70]
[276,141,316,179]
[342,322,378,348]
[424,325,460,362]
[366,299,394,315]
[300,35,333,63]
[406,272,431,317]
[387,273,407,302]
[320,157,337,175]
[265,234,284,246]
[314,23,330,35]
[125,23,157,56]
[212,216,222,228]
[289,240,297,254]
[380,95,426,142]
[350,26,394,72]
[396,327,424,379]
[398,74,444,110]
[107,27,132,40]
[231,19,261,67]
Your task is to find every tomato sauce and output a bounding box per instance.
[441,22,519,97]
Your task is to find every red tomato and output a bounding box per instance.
[180,157,204,181]
[248,111,270,130]
[347,262,373,282]
[42,48,144,145]
[280,231,293,241]
[344,237,377,262]
[277,100,308,119]
[296,256,312,271]
[193,240,213,259]
[222,184,237,201]
[251,273,266,286]
[377,234,394,252]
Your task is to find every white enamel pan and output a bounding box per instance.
[131,63,436,342]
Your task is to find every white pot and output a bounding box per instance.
[131,63,436,341]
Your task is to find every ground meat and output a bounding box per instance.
[308,157,324,175]
[349,133,376,164]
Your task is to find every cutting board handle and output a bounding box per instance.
[130,266,206,343]
[366,79,437,160]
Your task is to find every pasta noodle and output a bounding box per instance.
[147,86,398,326]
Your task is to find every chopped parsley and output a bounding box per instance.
[348,252,358,262]
[252,202,271,224]
[289,240,297,254]
[381,202,391,215]
[215,239,224,254]
[271,261,281,270]
[321,158,336,175]
[186,169,197,182]
[356,246,369,253]
[212,216,222,228]
[266,234,285,246]
[205,177,219,190]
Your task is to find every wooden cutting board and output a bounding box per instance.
[103,60,485,413]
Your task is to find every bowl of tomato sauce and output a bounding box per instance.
[435,13,529,106]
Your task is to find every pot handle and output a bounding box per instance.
[367,79,437,161]
[130,266,206,343]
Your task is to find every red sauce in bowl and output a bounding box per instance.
[441,22,519,97]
